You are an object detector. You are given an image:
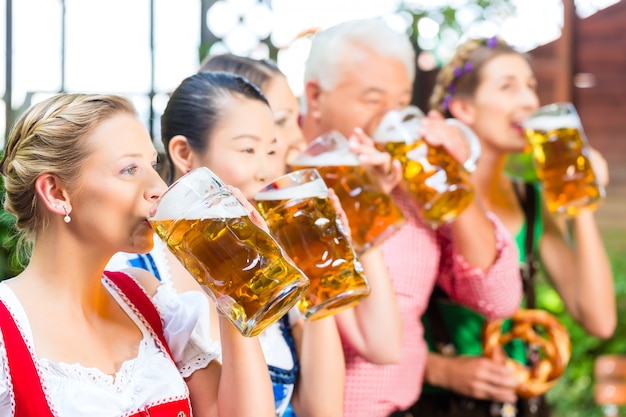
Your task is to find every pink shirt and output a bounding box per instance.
[342,190,522,417]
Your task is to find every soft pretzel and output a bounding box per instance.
[482,309,571,398]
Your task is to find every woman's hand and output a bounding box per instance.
[328,188,352,240]
[426,353,519,403]
[348,127,403,194]
[227,185,270,233]
[588,147,609,187]
[420,111,471,165]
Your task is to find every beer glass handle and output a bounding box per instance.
[445,118,481,173]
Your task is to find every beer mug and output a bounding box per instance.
[148,167,309,337]
[372,105,481,227]
[289,131,405,254]
[523,102,605,215]
[255,168,370,320]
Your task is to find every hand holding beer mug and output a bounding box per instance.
[372,105,481,227]
[255,169,370,320]
[148,167,309,337]
[523,102,605,215]
[290,131,405,254]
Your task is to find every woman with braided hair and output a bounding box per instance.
[413,37,615,417]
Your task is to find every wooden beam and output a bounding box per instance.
[3,0,13,144]
[554,0,576,102]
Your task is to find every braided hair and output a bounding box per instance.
[0,94,136,247]
[430,37,529,117]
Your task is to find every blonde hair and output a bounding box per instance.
[430,37,528,116]
[1,93,136,247]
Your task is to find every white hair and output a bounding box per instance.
[304,18,416,90]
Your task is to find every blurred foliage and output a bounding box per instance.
[395,0,517,70]
[200,0,517,62]
[398,0,516,31]
[0,176,22,281]
[538,233,626,417]
[0,213,20,280]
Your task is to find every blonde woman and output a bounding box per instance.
[0,93,274,417]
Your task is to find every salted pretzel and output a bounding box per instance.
[482,309,571,398]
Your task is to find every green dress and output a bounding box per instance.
[421,182,543,395]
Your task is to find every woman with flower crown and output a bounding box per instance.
[412,36,615,417]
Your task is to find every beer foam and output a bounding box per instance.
[151,187,248,220]
[255,179,328,201]
[524,114,580,131]
[373,106,424,143]
[374,124,419,143]
[291,150,359,167]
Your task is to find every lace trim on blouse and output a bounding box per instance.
[150,281,221,378]
[38,338,150,392]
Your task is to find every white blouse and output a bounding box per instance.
[0,278,220,416]
[108,240,301,417]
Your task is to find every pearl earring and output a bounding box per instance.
[63,206,71,223]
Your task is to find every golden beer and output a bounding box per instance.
[373,105,479,227]
[292,164,405,254]
[375,140,474,226]
[526,127,604,215]
[290,132,405,254]
[524,103,604,215]
[149,168,309,337]
[255,169,370,320]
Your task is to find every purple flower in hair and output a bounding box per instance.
[446,44,484,108]
[486,36,497,48]
[442,94,452,110]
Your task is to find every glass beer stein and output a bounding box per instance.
[289,131,406,254]
[523,102,605,215]
[148,167,309,337]
[255,168,370,320]
[372,105,481,227]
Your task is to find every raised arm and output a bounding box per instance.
[334,246,402,364]
[421,204,522,404]
[326,171,402,364]
[290,315,345,417]
[538,147,615,338]
[436,210,523,320]
[539,206,615,338]
[138,261,275,417]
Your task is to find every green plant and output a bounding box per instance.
[538,237,626,417]
[0,179,22,281]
